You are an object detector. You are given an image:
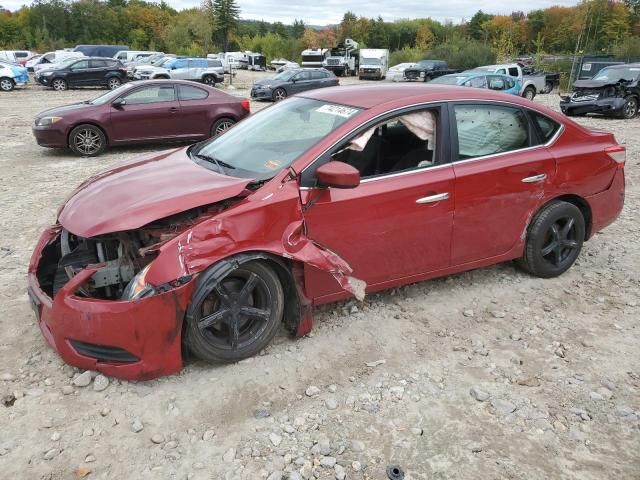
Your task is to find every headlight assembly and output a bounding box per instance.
[122,263,155,300]
[35,116,62,127]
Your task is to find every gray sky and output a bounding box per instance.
[3,0,580,24]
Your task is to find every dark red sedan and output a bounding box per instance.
[28,84,625,380]
[32,79,250,156]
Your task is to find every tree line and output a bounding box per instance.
[1,0,639,68]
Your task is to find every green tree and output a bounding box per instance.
[338,11,357,41]
[204,0,240,52]
[468,10,493,41]
[291,18,304,38]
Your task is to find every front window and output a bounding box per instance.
[593,66,640,82]
[89,83,137,104]
[418,61,435,69]
[361,58,381,65]
[191,98,362,180]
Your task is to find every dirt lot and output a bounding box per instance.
[0,70,638,480]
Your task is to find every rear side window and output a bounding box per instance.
[178,84,209,100]
[310,71,326,80]
[207,60,222,68]
[90,60,107,68]
[454,104,530,160]
[532,112,561,142]
[508,67,519,77]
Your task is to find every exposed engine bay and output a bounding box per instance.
[36,201,238,300]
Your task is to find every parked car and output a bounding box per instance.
[430,72,522,96]
[0,60,29,92]
[28,84,625,380]
[251,68,338,101]
[403,60,458,82]
[469,64,547,100]
[276,61,300,72]
[74,45,129,58]
[114,50,162,63]
[384,62,416,82]
[32,51,85,73]
[134,57,224,85]
[32,79,250,156]
[0,50,35,66]
[35,57,127,90]
[560,63,640,119]
[128,54,176,79]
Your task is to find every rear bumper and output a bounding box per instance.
[586,168,625,237]
[28,227,194,380]
[560,97,625,116]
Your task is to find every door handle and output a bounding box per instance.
[169,107,178,113]
[521,173,547,183]
[416,192,449,204]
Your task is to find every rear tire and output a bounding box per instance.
[69,124,107,157]
[211,117,235,137]
[184,261,284,363]
[516,201,585,278]
[203,74,216,86]
[523,86,536,100]
[0,77,14,92]
[543,81,554,94]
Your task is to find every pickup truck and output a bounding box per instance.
[403,60,458,82]
[470,63,547,100]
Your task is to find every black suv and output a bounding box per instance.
[35,57,128,91]
[404,60,458,82]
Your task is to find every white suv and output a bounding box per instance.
[134,57,224,85]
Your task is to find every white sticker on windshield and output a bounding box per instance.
[629,68,640,71]
[583,63,592,71]
[316,104,358,118]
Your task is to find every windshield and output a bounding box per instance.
[273,69,298,81]
[593,66,640,82]
[361,58,381,65]
[430,74,468,85]
[89,83,136,105]
[191,98,362,180]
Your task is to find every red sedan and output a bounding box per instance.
[32,79,250,156]
[28,84,625,380]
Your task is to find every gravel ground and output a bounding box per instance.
[0,70,638,480]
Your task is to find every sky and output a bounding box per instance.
[2,0,581,24]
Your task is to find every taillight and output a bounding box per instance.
[241,98,250,113]
[605,145,626,168]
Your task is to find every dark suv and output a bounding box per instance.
[403,60,458,82]
[35,57,128,91]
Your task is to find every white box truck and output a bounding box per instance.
[358,49,389,80]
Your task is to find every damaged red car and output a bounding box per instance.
[28,84,626,380]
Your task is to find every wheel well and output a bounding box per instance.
[67,122,109,146]
[545,194,593,239]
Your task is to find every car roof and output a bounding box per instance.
[605,63,640,68]
[300,84,533,110]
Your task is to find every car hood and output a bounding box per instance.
[573,79,620,89]
[58,147,253,237]
[254,78,280,87]
[36,102,96,118]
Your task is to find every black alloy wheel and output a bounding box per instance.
[185,261,284,363]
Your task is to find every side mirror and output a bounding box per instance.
[112,98,126,108]
[315,161,360,189]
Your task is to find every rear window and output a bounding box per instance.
[533,112,561,142]
[208,59,222,68]
[178,84,209,100]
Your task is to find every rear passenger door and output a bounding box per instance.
[449,102,558,265]
[88,59,109,85]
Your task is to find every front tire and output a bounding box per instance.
[619,96,638,119]
[523,86,536,100]
[52,78,68,91]
[517,201,585,278]
[69,124,106,157]
[184,261,284,363]
[272,87,287,101]
[0,77,14,92]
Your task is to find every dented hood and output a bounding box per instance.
[58,147,252,237]
[573,79,618,89]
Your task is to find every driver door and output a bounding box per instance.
[67,59,91,86]
[289,71,312,94]
[300,105,454,300]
